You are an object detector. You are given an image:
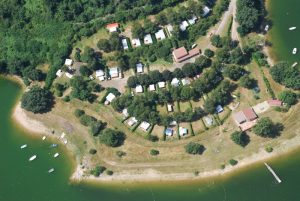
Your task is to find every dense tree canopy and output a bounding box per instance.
[253,117,283,138]
[185,142,205,155]
[99,128,125,147]
[278,90,298,106]
[21,86,54,113]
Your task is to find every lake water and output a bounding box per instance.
[1,1,300,200]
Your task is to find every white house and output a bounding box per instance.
[202,6,211,17]
[56,69,63,77]
[181,78,191,86]
[109,67,119,78]
[140,121,150,131]
[179,127,188,136]
[65,72,74,78]
[64,59,73,66]
[166,24,173,36]
[127,117,138,126]
[171,78,180,87]
[121,38,129,50]
[155,29,166,41]
[144,34,153,45]
[135,85,143,93]
[188,15,198,25]
[106,93,116,103]
[149,84,156,91]
[106,23,119,33]
[180,21,189,31]
[132,38,141,47]
[136,63,143,73]
[96,70,104,77]
[158,81,166,88]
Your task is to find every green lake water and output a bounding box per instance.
[1,1,300,200]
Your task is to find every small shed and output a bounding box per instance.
[109,67,119,78]
[169,121,177,126]
[106,23,119,32]
[64,59,73,66]
[132,38,141,47]
[135,85,143,93]
[171,78,180,87]
[56,69,63,77]
[122,108,129,118]
[216,105,224,113]
[202,6,211,17]
[158,81,165,88]
[121,38,129,50]
[181,78,191,86]
[179,127,188,136]
[140,121,150,131]
[106,93,116,103]
[166,24,173,36]
[149,84,156,91]
[179,21,189,31]
[136,63,143,73]
[144,34,153,45]
[155,29,166,41]
[95,70,104,77]
[167,104,173,112]
[165,128,173,136]
[127,117,138,126]
[188,15,198,25]
[204,116,213,126]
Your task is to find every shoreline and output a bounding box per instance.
[11,97,300,183]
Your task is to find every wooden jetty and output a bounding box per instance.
[264,163,282,183]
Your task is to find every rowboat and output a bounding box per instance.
[20,144,27,149]
[48,168,55,173]
[292,48,297,55]
[292,62,298,67]
[54,153,59,158]
[29,155,37,161]
[42,136,46,141]
[50,144,58,148]
[60,133,65,139]
[289,27,296,30]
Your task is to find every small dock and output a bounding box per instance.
[264,163,282,183]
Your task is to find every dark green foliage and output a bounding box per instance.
[116,151,126,158]
[204,49,214,58]
[70,76,96,102]
[106,170,114,175]
[111,94,133,112]
[239,75,256,89]
[146,135,159,142]
[265,146,273,153]
[229,159,238,166]
[211,35,223,47]
[150,149,159,156]
[162,70,173,81]
[63,95,70,102]
[278,90,297,106]
[185,142,205,155]
[253,117,283,138]
[173,68,184,79]
[99,128,125,147]
[21,86,54,114]
[79,114,97,127]
[148,70,163,84]
[182,63,198,78]
[90,166,106,177]
[195,55,212,68]
[90,121,106,136]
[270,62,300,90]
[89,149,97,155]
[223,65,245,81]
[74,109,85,118]
[231,131,249,147]
[79,66,92,77]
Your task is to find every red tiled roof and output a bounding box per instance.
[106,23,119,29]
[173,47,188,60]
[242,108,257,121]
[267,99,282,106]
[172,47,200,62]
[233,111,246,124]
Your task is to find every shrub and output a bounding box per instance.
[89,149,97,155]
[79,114,97,127]
[106,170,114,175]
[21,86,54,113]
[146,135,159,142]
[90,166,106,177]
[253,117,283,138]
[278,90,297,106]
[90,120,106,136]
[63,95,70,102]
[150,149,159,156]
[229,159,238,166]
[230,131,249,147]
[185,142,205,155]
[265,146,273,153]
[99,128,125,147]
[116,151,126,158]
[74,109,85,118]
[204,49,214,58]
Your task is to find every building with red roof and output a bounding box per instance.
[172,47,200,63]
[106,23,119,32]
[233,107,258,131]
[267,99,282,106]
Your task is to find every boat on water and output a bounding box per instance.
[29,155,37,161]
[289,27,296,30]
[42,136,46,141]
[60,132,66,139]
[264,163,282,183]
[50,144,58,148]
[292,62,298,67]
[20,144,27,149]
[264,25,269,32]
[292,48,297,54]
[48,168,55,173]
[54,153,59,158]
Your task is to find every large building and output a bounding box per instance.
[172,47,200,63]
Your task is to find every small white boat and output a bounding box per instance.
[42,136,46,141]
[292,48,297,54]
[289,27,296,30]
[48,168,55,173]
[264,25,269,31]
[20,144,27,149]
[60,133,65,139]
[29,155,37,161]
[63,139,68,145]
[292,62,298,67]
[54,153,59,158]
